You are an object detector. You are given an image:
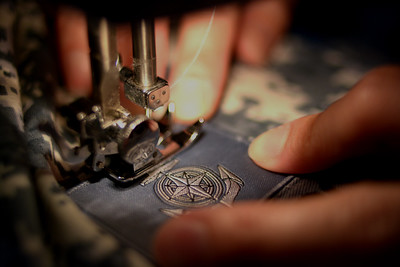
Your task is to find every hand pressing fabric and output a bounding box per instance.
[154,65,400,266]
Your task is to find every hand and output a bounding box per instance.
[55,0,293,123]
[153,65,400,266]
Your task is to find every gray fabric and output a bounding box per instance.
[67,123,295,260]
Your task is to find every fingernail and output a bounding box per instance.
[171,78,215,123]
[155,219,209,266]
[248,123,290,169]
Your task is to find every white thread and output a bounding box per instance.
[170,7,216,89]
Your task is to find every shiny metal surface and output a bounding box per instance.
[131,18,157,88]
[122,66,170,110]
[50,16,196,186]
[123,19,170,111]
[87,17,121,119]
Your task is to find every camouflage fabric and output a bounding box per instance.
[0,1,152,266]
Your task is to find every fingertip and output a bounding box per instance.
[248,123,291,171]
[171,78,219,124]
[249,114,328,174]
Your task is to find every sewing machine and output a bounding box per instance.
[52,1,242,186]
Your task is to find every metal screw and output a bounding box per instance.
[96,161,105,169]
[76,112,86,120]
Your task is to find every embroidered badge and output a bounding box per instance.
[154,165,244,215]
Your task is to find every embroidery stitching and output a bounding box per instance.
[154,165,244,215]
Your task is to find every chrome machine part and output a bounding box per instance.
[53,100,203,185]
[124,18,170,111]
[109,117,204,184]
[48,16,201,187]
[87,16,124,120]
[132,18,157,88]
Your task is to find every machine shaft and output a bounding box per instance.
[131,19,157,89]
[87,17,121,117]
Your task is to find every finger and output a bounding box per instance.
[56,6,92,96]
[119,18,170,115]
[235,0,293,65]
[116,23,133,67]
[154,181,400,266]
[155,18,170,79]
[169,5,240,124]
[248,65,400,173]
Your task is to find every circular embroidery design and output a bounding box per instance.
[155,166,226,208]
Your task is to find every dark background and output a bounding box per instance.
[291,0,400,61]
[53,0,400,61]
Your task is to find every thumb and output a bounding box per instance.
[248,65,400,173]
